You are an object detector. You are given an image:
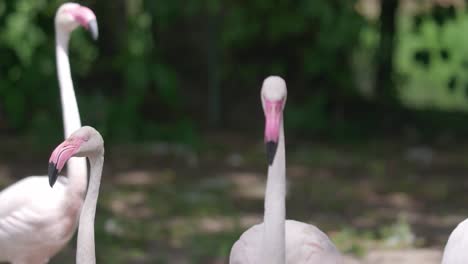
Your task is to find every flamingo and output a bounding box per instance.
[48,126,104,264]
[0,3,98,263]
[441,219,468,263]
[229,76,343,264]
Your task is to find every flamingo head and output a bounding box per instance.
[261,76,287,165]
[55,2,98,40]
[48,126,104,187]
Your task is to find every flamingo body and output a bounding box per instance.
[442,219,468,264]
[0,177,81,264]
[230,220,341,264]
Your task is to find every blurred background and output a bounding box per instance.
[2,0,468,263]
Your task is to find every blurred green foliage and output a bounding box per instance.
[396,6,468,111]
[0,0,365,144]
[3,1,468,144]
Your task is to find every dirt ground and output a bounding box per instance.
[0,133,466,263]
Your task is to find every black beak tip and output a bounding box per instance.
[266,141,278,165]
[88,19,98,40]
[48,162,59,188]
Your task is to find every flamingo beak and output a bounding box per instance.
[69,6,98,40]
[88,19,99,40]
[264,99,283,165]
[48,137,84,187]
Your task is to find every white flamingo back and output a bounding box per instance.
[230,220,342,264]
[0,177,81,264]
[442,218,468,264]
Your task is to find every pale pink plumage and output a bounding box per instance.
[0,176,81,264]
[230,220,341,264]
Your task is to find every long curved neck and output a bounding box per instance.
[56,28,87,194]
[262,119,286,264]
[76,154,103,264]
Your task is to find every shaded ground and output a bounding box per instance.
[2,133,467,263]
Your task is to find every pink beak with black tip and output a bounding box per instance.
[48,137,85,187]
[264,99,284,165]
[67,5,98,40]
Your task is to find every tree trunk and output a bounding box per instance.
[375,0,398,105]
[207,14,221,128]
